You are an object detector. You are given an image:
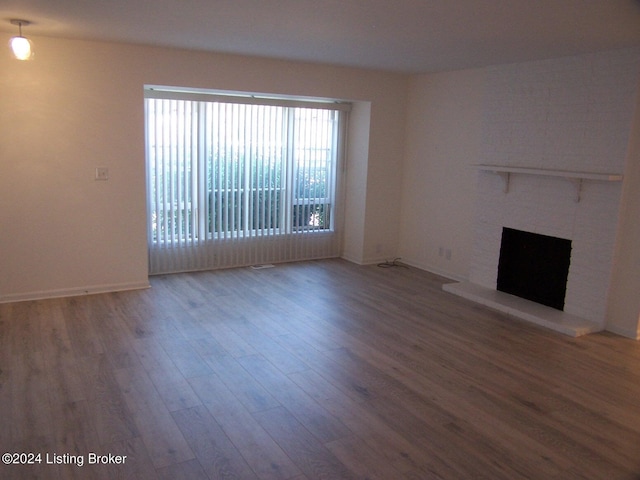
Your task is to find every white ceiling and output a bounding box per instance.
[2,0,640,73]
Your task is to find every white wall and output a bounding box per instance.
[342,102,371,264]
[360,99,408,264]
[399,70,484,278]
[607,76,640,339]
[0,35,408,301]
[1,38,150,300]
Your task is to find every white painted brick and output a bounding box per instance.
[470,48,639,326]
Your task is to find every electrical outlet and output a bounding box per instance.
[95,167,109,181]
[445,249,452,260]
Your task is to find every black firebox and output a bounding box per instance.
[497,228,572,310]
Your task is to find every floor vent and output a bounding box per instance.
[250,264,275,270]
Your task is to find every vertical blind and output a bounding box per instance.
[145,88,348,274]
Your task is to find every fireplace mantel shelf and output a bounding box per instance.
[476,164,623,181]
[476,165,623,202]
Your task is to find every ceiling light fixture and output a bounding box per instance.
[9,19,33,60]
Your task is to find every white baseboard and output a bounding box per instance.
[341,253,467,281]
[342,252,392,265]
[340,253,365,265]
[397,258,465,282]
[360,255,399,266]
[0,281,151,304]
[604,323,640,340]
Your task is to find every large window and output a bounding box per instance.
[145,87,348,274]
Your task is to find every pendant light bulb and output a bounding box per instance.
[9,20,33,60]
[11,36,32,60]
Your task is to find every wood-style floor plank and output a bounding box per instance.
[237,353,351,443]
[187,373,302,480]
[172,405,258,480]
[2,259,640,479]
[252,406,357,480]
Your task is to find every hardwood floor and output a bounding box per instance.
[1,259,640,479]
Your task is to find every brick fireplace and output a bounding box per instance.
[441,50,638,336]
[445,168,623,336]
